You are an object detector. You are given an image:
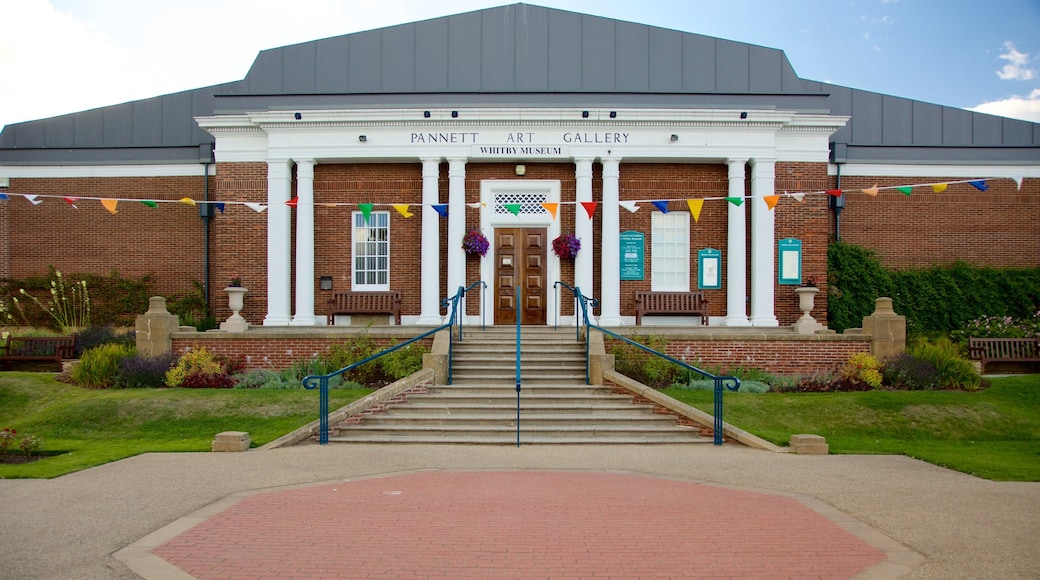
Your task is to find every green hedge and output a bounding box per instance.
[827,243,1040,334]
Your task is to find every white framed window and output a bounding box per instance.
[352,211,390,290]
[651,211,690,291]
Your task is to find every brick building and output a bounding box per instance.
[1,4,1037,329]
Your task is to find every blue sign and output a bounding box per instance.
[619,231,644,281]
[778,238,802,285]
[698,248,722,289]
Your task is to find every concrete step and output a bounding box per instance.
[329,423,703,440]
[360,413,678,427]
[325,434,712,444]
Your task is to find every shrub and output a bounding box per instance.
[951,311,1040,342]
[379,343,428,381]
[71,342,135,387]
[180,371,235,389]
[0,428,16,455]
[905,337,983,391]
[165,346,224,387]
[882,353,941,391]
[679,379,770,394]
[610,335,683,388]
[232,369,283,389]
[19,435,42,457]
[72,325,134,357]
[842,352,883,389]
[112,354,175,388]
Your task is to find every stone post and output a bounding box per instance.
[135,296,180,356]
[862,297,906,360]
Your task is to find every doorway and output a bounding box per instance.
[495,227,547,325]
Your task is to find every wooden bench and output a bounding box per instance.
[634,291,710,326]
[0,335,76,372]
[968,337,1040,373]
[327,291,402,325]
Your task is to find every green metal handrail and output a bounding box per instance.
[555,282,740,445]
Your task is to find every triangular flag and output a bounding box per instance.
[826,189,843,197]
[0,193,7,200]
[652,200,670,214]
[432,204,449,217]
[504,203,522,216]
[359,203,373,223]
[245,202,267,213]
[1012,176,1023,190]
[897,186,913,196]
[24,195,42,205]
[861,185,879,197]
[686,199,704,222]
[64,197,79,208]
[725,197,744,206]
[969,180,988,191]
[541,202,558,219]
[763,195,780,210]
[392,204,413,218]
[140,200,158,208]
[619,201,640,213]
[101,199,118,214]
[931,183,947,194]
[466,202,486,209]
[214,202,226,213]
[790,192,806,203]
[285,197,298,207]
[179,197,196,206]
[580,201,598,219]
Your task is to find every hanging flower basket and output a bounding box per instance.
[462,229,490,257]
[552,234,581,259]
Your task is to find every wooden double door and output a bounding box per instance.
[494,228,547,325]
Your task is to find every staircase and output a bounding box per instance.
[327,326,710,444]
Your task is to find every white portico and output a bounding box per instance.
[197,107,846,327]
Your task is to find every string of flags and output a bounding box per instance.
[0,177,1025,221]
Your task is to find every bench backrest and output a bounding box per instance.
[5,336,76,357]
[969,337,1040,359]
[329,291,401,311]
[635,291,707,311]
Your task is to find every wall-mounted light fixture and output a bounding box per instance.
[451,110,459,118]
[423,110,431,118]
[609,111,617,118]
[739,111,748,119]
[358,135,367,142]
[670,134,679,142]
[515,164,526,176]
[319,276,333,291]
[582,110,589,118]
[294,112,302,120]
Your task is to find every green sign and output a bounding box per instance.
[778,238,802,285]
[698,248,722,289]
[619,231,644,281]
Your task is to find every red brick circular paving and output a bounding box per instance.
[153,470,886,579]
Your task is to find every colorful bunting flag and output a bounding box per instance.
[897,186,913,196]
[63,197,79,208]
[101,199,118,214]
[790,192,806,203]
[245,203,267,213]
[214,202,226,214]
[285,197,298,207]
[178,197,196,206]
[826,189,843,197]
[763,195,780,210]
[931,184,947,194]
[432,204,449,217]
[0,194,7,200]
[969,180,989,191]
[619,201,640,213]
[724,197,744,206]
[580,201,598,219]
[25,195,42,205]
[392,204,413,218]
[1012,176,1023,190]
[140,200,158,208]
[861,185,879,197]
[652,200,670,214]
[541,202,559,219]
[686,199,704,222]
[359,203,373,223]
[466,202,486,209]
[504,203,522,216]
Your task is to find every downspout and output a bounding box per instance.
[829,142,846,241]
[199,143,215,308]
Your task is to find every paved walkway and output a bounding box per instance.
[2,444,1039,579]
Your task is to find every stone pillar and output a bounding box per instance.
[446,158,467,307]
[264,159,293,325]
[291,159,318,325]
[416,158,443,325]
[725,158,750,326]
[135,296,180,356]
[749,158,778,326]
[862,297,906,359]
[574,157,595,321]
[598,157,622,326]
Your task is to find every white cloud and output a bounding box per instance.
[996,41,1036,81]
[970,89,1040,123]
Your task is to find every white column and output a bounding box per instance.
[598,157,622,326]
[416,158,443,325]
[446,158,467,304]
[749,158,779,326]
[725,158,750,326]
[263,159,293,326]
[574,158,595,317]
[290,159,318,325]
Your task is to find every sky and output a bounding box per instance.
[1,0,1039,131]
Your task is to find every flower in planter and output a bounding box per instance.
[552,234,581,259]
[229,275,243,288]
[462,229,490,257]
[802,273,819,287]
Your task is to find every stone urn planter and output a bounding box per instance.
[794,286,819,320]
[220,287,249,332]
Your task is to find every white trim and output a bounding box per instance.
[0,164,214,178]
[831,163,1040,178]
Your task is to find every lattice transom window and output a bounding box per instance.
[494,192,548,215]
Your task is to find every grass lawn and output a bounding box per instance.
[663,374,1040,482]
[3,372,1039,481]
[0,373,370,479]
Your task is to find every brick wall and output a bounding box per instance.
[170,334,433,370]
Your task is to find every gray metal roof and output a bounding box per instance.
[2,3,1037,166]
